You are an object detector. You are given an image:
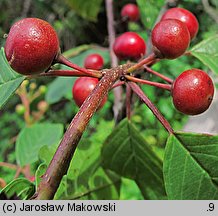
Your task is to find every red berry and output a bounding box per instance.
[161,7,199,40]
[121,4,140,22]
[84,53,104,70]
[151,19,190,59]
[113,32,146,60]
[172,69,214,115]
[72,77,107,109]
[5,18,59,75]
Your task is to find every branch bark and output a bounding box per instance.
[202,0,218,24]
[33,68,120,200]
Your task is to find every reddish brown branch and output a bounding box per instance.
[33,68,120,200]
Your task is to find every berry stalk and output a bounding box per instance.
[32,68,120,200]
[125,75,172,91]
[38,69,102,78]
[126,53,157,73]
[111,81,125,89]
[128,82,174,134]
[56,54,102,78]
[144,65,173,84]
[126,84,132,120]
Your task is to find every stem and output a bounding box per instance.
[144,65,173,84]
[111,81,125,90]
[37,70,102,78]
[128,82,174,134]
[105,0,118,68]
[125,75,172,91]
[126,84,132,120]
[17,89,31,125]
[0,162,18,170]
[127,53,157,74]
[56,54,102,78]
[32,68,120,200]
[105,0,123,122]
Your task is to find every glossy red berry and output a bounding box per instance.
[172,69,214,115]
[121,4,140,22]
[72,77,107,109]
[151,19,190,59]
[113,32,146,60]
[161,7,199,39]
[5,18,59,75]
[84,53,104,70]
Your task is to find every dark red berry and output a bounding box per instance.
[151,19,190,59]
[161,7,199,39]
[72,77,107,109]
[5,18,59,75]
[121,4,140,22]
[84,53,104,70]
[113,32,146,60]
[172,69,214,115]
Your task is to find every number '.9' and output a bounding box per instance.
[208,203,214,211]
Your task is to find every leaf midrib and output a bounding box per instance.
[176,135,218,189]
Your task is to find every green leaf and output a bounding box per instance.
[38,120,120,200]
[35,163,47,189]
[137,0,164,29]
[16,123,63,166]
[65,0,103,21]
[68,167,120,200]
[64,120,120,199]
[61,47,110,69]
[0,178,35,200]
[190,35,218,73]
[0,47,25,109]
[164,132,218,200]
[45,77,76,104]
[102,119,166,199]
[120,177,143,200]
[63,44,91,59]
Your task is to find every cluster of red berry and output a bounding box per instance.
[114,4,213,115]
[72,54,107,109]
[4,4,214,116]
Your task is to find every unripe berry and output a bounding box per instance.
[39,85,47,94]
[15,104,25,115]
[151,19,190,59]
[84,54,104,70]
[29,82,37,90]
[37,100,49,112]
[161,7,199,39]
[113,32,146,60]
[121,4,140,22]
[72,77,107,109]
[5,18,59,75]
[172,69,214,115]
